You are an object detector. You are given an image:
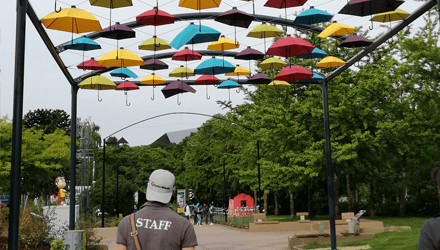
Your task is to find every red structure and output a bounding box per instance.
[228,193,254,217]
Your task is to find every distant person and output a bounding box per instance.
[116,169,197,250]
[203,203,209,225]
[418,164,440,250]
[184,203,191,220]
[197,203,203,226]
[209,202,214,225]
[193,202,199,225]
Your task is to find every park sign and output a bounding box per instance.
[0,195,9,202]
[177,189,186,213]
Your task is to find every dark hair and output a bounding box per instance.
[431,163,440,188]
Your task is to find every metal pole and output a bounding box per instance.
[9,1,27,249]
[116,165,119,217]
[321,81,337,249]
[257,140,261,213]
[102,138,106,228]
[206,170,209,204]
[223,159,227,222]
[69,85,78,230]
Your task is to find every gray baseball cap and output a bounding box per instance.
[146,169,175,204]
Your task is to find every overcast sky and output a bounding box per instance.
[0,0,426,146]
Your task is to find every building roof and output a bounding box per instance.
[151,128,198,146]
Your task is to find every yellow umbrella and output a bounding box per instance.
[267,80,290,89]
[247,22,283,53]
[208,35,239,51]
[371,8,409,27]
[78,76,116,102]
[259,58,287,69]
[179,0,221,10]
[40,6,102,34]
[140,73,166,100]
[225,65,251,76]
[318,22,355,38]
[316,56,345,68]
[138,36,171,51]
[97,47,144,67]
[89,0,133,8]
[169,66,195,78]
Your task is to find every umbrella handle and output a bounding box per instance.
[155,43,161,48]
[126,92,130,106]
[54,0,62,13]
[206,85,210,100]
[177,94,181,105]
[236,88,241,93]
[151,86,155,101]
[369,19,374,30]
[98,89,102,102]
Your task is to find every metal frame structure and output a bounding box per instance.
[8,1,438,249]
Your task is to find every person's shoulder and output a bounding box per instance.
[421,216,440,229]
[118,214,132,229]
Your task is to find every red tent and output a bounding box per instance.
[228,193,254,217]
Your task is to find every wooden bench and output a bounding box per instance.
[296,212,310,223]
[253,213,266,222]
[341,212,354,221]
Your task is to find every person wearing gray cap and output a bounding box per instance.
[116,169,198,250]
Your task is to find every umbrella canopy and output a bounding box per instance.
[172,47,203,61]
[136,7,175,26]
[170,23,221,49]
[247,73,272,85]
[274,65,313,82]
[266,35,315,58]
[78,76,117,89]
[97,47,144,67]
[247,22,283,38]
[338,34,373,48]
[264,0,307,9]
[162,81,196,99]
[259,57,287,69]
[318,22,355,38]
[195,75,220,84]
[110,68,137,79]
[316,56,346,67]
[296,48,327,59]
[294,6,333,24]
[371,8,409,22]
[225,65,251,76]
[116,81,139,91]
[339,0,404,17]
[194,57,236,75]
[138,36,171,51]
[267,80,290,88]
[296,73,324,83]
[140,59,169,70]
[235,46,264,60]
[66,37,101,50]
[89,0,133,8]
[100,22,135,40]
[179,0,221,10]
[77,57,107,70]
[208,35,240,51]
[217,80,241,89]
[214,7,254,28]
[169,66,195,77]
[140,73,166,85]
[40,6,102,33]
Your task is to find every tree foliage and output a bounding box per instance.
[23,109,70,135]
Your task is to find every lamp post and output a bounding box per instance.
[223,158,227,222]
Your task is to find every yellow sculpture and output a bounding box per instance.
[55,177,66,206]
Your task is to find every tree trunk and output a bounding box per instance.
[254,190,257,208]
[355,186,359,203]
[290,191,295,218]
[400,154,407,217]
[308,181,314,219]
[334,170,340,219]
[264,190,268,216]
[274,193,279,216]
[369,177,375,217]
[346,173,352,212]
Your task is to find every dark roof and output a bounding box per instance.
[151,128,198,146]
[117,137,129,144]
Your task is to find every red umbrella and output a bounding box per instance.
[136,7,174,36]
[264,0,307,30]
[116,81,139,106]
[267,35,314,66]
[195,75,220,100]
[77,57,107,70]
[172,47,203,61]
[274,65,313,82]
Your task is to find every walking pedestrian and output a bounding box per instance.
[197,203,203,226]
[184,203,191,220]
[193,203,199,225]
[209,202,214,225]
[203,203,209,225]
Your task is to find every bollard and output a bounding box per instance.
[348,220,355,234]
[318,222,324,235]
[64,230,84,250]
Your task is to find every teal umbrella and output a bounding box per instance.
[217,79,241,101]
[170,23,221,50]
[296,48,327,59]
[66,37,101,65]
[110,67,138,79]
[294,6,333,24]
[194,57,235,75]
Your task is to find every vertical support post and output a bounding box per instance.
[9,1,27,249]
[223,158,227,222]
[69,85,78,230]
[206,170,209,204]
[257,139,261,213]
[102,139,106,228]
[321,81,337,249]
[116,165,119,217]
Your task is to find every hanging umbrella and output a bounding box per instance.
[66,37,101,65]
[89,0,133,27]
[247,22,283,54]
[162,80,196,105]
[339,0,403,17]
[247,73,272,97]
[169,65,195,78]
[136,7,174,36]
[116,81,139,106]
[194,57,236,75]
[195,75,219,100]
[78,76,116,102]
[77,57,107,70]
[179,0,222,30]
[140,59,169,71]
[172,47,203,61]
[214,7,254,43]
[138,36,171,51]
[100,22,135,40]
[217,79,241,101]
[294,6,333,24]
[296,73,324,83]
[208,35,240,51]
[225,65,250,90]
[316,56,346,68]
[259,57,287,69]
[371,8,409,28]
[110,68,138,79]
[338,34,373,48]
[141,73,166,100]
[266,35,315,63]
[264,0,307,31]
[97,47,144,67]
[296,48,327,59]
[235,46,264,72]
[170,23,221,50]
[318,22,355,38]
[274,65,313,82]
[267,80,290,88]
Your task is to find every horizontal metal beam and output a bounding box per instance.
[56,12,347,53]
[325,0,437,82]
[112,78,250,86]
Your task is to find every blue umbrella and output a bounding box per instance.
[66,37,101,51]
[294,6,333,24]
[296,48,327,59]
[217,79,241,101]
[296,73,324,83]
[170,23,221,50]
[110,68,138,79]
[194,57,235,75]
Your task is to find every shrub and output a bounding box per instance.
[19,207,53,249]
[50,238,63,250]
[76,216,101,250]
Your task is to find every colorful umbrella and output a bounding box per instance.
[116,80,139,106]
[97,47,144,67]
[316,56,346,68]
[267,80,290,88]
[338,34,373,48]
[140,59,169,71]
[161,80,196,105]
[247,73,272,97]
[194,57,236,75]
[370,8,409,29]
[217,79,241,101]
[179,0,222,29]
[100,22,135,40]
[195,75,219,99]
[296,73,324,83]
[110,68,137,79]
[138,36,171,51]
[294,6,333,24]
[274,65,313,82]
[264,0,307,30]
[259,57,287,69]
[296,48,327,59]
[170,23,221,50]
[266,35,315,64]
[66,37,101,65]
[235,46,264,72]
[247,22,283,54]
[77,57,107,70]
[78,75,116,102]
[318,22,355,38]
[89,0,133,27]
[208,35,240,51]
[339,0,403,17]
[214,7,254,42]
[169,65,195,78]
[172,47,203,61]
[225,65,250,88]
[141,73,166,100]
[136,7,174,36]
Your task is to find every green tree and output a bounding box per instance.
[23,109,70,135]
